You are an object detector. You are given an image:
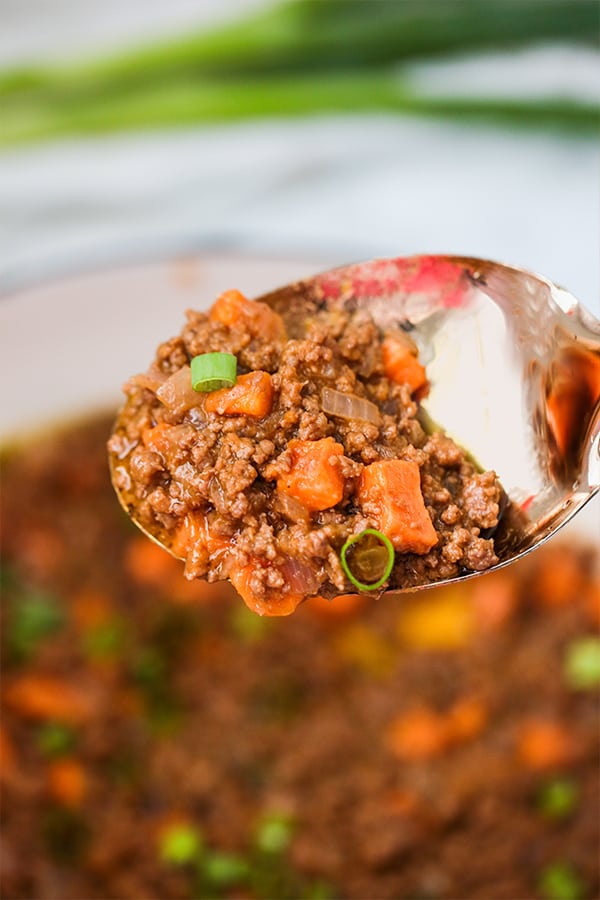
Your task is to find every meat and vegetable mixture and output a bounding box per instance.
[1,415,599,900]
[109,290,505,615]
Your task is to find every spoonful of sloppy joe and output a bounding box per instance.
[108,255,600,616]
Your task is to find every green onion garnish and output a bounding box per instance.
[340,529,394,592]
[37,723,77,758]
[191,352,237,392]
[255,813,295,854]
[537,778,579,821]
[538,862,584,900]
[564,636,600,690]
[159,824,203,865]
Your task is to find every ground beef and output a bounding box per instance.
[108,290,508,615]
[462,472,502,530]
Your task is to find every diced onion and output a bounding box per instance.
[156,366,204,415]
[321,387,381,425]
[280,557,320,597]
[128,368,168,393]
[276,492,311,526]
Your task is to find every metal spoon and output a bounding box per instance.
[110,254,600,597]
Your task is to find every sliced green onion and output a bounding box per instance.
[564,636,600,690]
[340,529,394,592]
[538,863,584,900]
[37,723,77,758]
[537,778,579,821]
[8,592,65,659]
[159,823,203,865]
[255,813,295,854]
[203,851,249,886]
[191,352,237,392]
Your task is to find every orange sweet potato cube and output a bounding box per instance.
[277,437,345,512]
[358,459,437,554]
[205,371,273,418]
[382,337,428,394]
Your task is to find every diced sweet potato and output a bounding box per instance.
[125,532,221,604]
[141,422,183,458]
[47,758,88,808]
[388,697,488,761]
[471,572,519,631]
[517,719,576,770]
[276,438,345,512]
[124,537,180,587]
[3,676,94,723]
[205,371,273,418]
[388,708,449,760]
[230,563,304,617]
[172,512,203,560]
[382,337,428,394]
[447,697,488,742]
[172,512,231,569]
[531,546,586,608]
[210,289,286,342]
[357,459,437,554]
[176,516,318,613]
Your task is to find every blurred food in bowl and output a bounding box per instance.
[1,409,599,900]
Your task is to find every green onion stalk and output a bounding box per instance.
[191,353,237,393]
[0,0,598,145]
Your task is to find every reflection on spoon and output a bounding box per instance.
[109,255,600,615]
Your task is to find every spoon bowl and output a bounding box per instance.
[110,254,600,597]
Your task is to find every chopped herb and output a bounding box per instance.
[340,529,394,592]
[255,812,295,854]
[203,851,249,886]
[564,636,600,689]
[191,352,237,392]
[7,592,65,659]
[37,723,77,758]
[160,823,203,866]
[537,778,579,820]
[539,862,584,900]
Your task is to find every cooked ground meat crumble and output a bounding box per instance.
[109,289,504,615]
